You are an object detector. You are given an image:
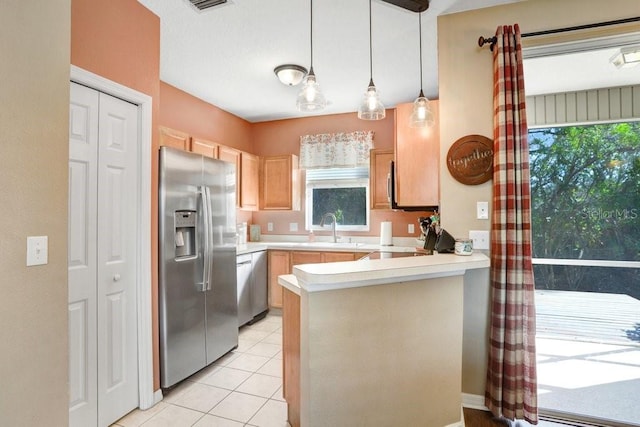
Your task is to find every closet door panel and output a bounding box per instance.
[68,82,99,427]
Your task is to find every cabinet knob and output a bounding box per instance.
[113,274,121,282]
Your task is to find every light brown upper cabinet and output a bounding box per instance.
[191,137,219,159]
[218,146,241,206]
[369,148,394,210]
[159,126,190,151]
[218,146,259,210]
[393,101,440,208]
[240,152,259,211]
[260,155,301,211]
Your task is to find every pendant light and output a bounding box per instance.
[296,0,326,112]
[357,0,385,120]
[409,11,434,128]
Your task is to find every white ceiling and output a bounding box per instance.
[137,0,639,123]
[524,44,640,97]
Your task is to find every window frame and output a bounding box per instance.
[304,171,370,232]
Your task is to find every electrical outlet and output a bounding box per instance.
[477,201,489,220]
[469,230,490,250]
[289,222,298,232]
[267,222,273,232]
[408,224,414,234]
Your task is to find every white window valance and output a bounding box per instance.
[299,130,374,169]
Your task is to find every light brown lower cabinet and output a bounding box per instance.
[322,251,357,263]
[283,287,300,427]
[268,251,290,309]
[290,251,322,266]
[268,250,358,309]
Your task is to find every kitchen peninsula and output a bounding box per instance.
[279,253,490,427]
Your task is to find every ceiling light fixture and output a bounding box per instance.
[409,10,434,128]
[357,0,385,121]
[610,45,640,68]
[274,64,308,86]
[296,0,326,112]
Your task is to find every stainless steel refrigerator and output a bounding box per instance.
[159,146,238,389]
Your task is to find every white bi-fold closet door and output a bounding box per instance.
[68,82,139,427]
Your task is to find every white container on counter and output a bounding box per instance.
[237,222,247,245]
[454,238,473,256]
[380,221,393,246]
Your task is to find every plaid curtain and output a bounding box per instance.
[484,24,538,424]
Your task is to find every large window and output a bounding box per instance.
[305,167,370,232]
[529,122,640,298]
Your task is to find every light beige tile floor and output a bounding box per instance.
[112,313,288,427]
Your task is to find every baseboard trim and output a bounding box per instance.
[153,389,164,406]
[462,393,489,411]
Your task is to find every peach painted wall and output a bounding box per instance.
[71,0,163,390]
[160,82,253,153]
[158,82,255,226]
[252,111,395,156]
[252,111,433,240]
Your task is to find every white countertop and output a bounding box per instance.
[279,252,490,294]
[236,240,427,255]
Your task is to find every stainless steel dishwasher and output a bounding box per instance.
[236,250,268,327]
[236,254,253,326]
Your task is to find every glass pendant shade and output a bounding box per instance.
[409,12,433,128]
[296,69,326,112]
[358,0,384,121]
[409,90,434,128]
[297,0,326,112]
[357,80,385,120]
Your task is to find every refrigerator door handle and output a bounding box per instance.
[204,186,214,291]
[199,186,210,292]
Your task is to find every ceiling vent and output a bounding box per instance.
[188,0,228,11]
[380,0,429,13]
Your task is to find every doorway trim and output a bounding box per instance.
[70,65,157,409]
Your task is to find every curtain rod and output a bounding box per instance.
[478,16,640,51]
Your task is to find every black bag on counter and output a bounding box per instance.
[434,229,456,253]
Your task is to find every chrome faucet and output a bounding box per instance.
[320,212,338,243]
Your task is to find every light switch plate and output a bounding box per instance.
[477,201,489,219]
[267,222,274,232]
[27,235,48,266]
[408,224,415,234]
[469,230,490,250]
[289,222,298,232]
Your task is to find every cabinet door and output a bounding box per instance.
[159,126,190,151]
[370,149,394,209]
[268,250,290,309]
[394,101,440,207]
[260,155,300,210]
[218,146,241,207]
[322,252,356,263]
[290,251,322,267]
[240,152,259,211]
[191,138,219,159]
